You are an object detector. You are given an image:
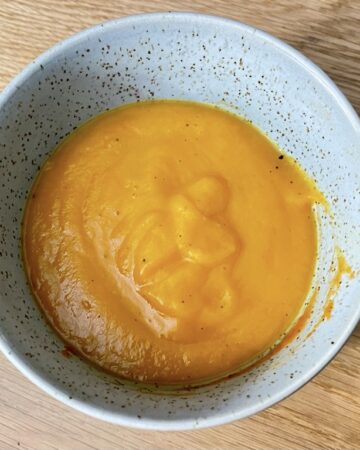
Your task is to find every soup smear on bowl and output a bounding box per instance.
[23,100,324,384]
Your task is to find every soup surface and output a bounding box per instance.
[23,101,322,383]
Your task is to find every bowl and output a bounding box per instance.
[0,12,359,430]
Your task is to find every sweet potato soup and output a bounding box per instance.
[23,101,323,383]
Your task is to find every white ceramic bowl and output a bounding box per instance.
[0,12,359,430]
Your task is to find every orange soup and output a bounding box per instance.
[23,101,322,383]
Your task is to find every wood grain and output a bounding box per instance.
[0,1,359,449]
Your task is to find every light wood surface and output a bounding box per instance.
[0,1,359,449]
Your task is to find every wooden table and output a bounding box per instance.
[0,1,359,449]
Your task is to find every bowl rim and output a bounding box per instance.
[0,11,359,431]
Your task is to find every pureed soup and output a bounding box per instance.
[22,101,324,384]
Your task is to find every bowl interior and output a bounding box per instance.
[0,13,359,429]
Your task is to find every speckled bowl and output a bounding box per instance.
[0,12,359,430]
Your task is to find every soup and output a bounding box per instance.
[22,101,323,383]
